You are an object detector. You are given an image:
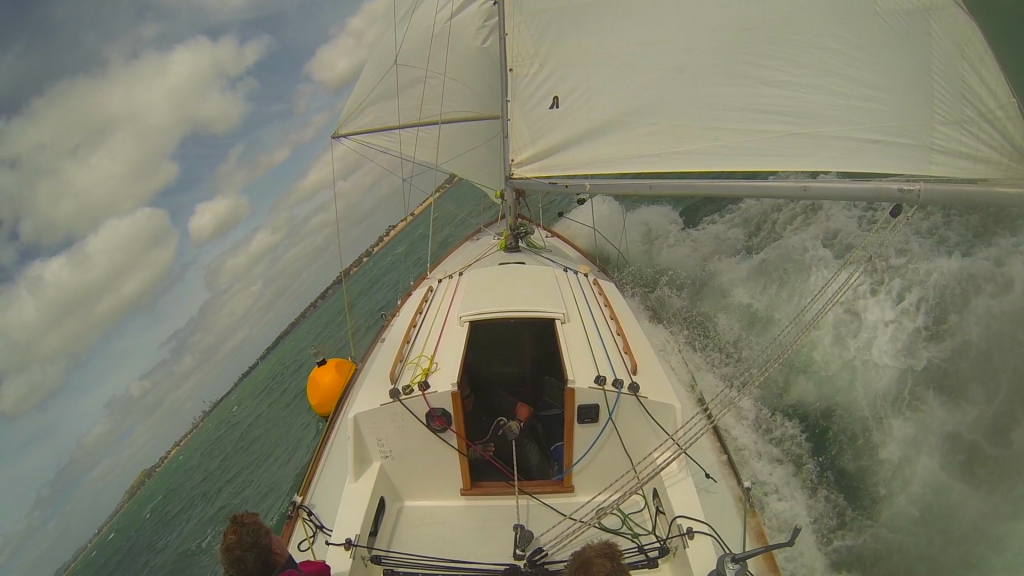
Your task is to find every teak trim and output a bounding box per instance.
[590,279,638,376]
[390,285,436,384]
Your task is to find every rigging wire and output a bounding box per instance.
[329,139,357,358]
[634,394,716,483]
[573,273,616,378]
[336,138,497,238]
[581,271,717,484]
[401,273,461,389]
[390,393,644,548]
[295,481,737,572]
[547,213,914,554]
[346,131,501,196]
[563,270,600,375]
[548,268,616,481]
[426,0,457,273]
[536,204,918,556]
[555,387,620,481]
[391,0,410,217]
[407,0,442,221]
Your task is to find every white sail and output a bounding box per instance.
[334,0,503,193]
[504,0,1024,182]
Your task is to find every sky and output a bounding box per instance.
[0,0,428,573]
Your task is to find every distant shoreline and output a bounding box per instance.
[56,175,458,576]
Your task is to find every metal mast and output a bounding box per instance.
[496,0,520,252]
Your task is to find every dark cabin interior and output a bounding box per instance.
[459,318,567,482]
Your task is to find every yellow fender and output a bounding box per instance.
[306,358,356,418]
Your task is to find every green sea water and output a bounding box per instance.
[65,3,1024,574]
[64,181,517,576]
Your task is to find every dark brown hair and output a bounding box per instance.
[220,511,279,576]
[565,540,630,576]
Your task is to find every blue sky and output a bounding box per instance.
[0,0,417,573]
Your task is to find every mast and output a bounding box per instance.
[496,0,519,252]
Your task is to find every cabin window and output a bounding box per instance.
[453,318,574,496]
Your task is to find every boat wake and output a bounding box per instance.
[554,196,1024,576]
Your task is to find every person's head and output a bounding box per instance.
[220,511,290,576]
[565,540,630,576]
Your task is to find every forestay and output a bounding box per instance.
[334,0,503,193]
[504,0,1024,182]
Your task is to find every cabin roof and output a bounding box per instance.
[459,265,567,324]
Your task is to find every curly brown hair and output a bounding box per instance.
[220,512,280,576]
[565,540,630,576]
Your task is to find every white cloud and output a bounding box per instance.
[0,35,271,248]
[277,145,338,208]
[186,109,334,245]
[188,193,253,245]
[0,144,410,573]
[0,208,179,417]
[273,139,395,213]
[213,109,330,197]
[304,0,392,91]
[204,212,291,290]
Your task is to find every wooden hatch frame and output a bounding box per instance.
[453,319,575,496]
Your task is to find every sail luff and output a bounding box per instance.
[512,177,1024,208]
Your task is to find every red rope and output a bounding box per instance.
[420,390,517,481]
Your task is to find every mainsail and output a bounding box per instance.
[335,0,1024,205]
[505,0,1024,182]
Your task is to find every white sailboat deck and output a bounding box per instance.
[288,223,773,576]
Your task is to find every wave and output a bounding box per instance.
[554,196,1024,575]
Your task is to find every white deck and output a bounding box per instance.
[287,223,776,576]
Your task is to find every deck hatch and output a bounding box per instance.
[458,266,567,325]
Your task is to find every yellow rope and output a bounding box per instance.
[406,354,439,386]
[299,512,318,561]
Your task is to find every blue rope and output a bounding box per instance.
[552,272,625,480]
[556,386,621,479]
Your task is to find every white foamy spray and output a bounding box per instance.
[554,195,1024,575]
